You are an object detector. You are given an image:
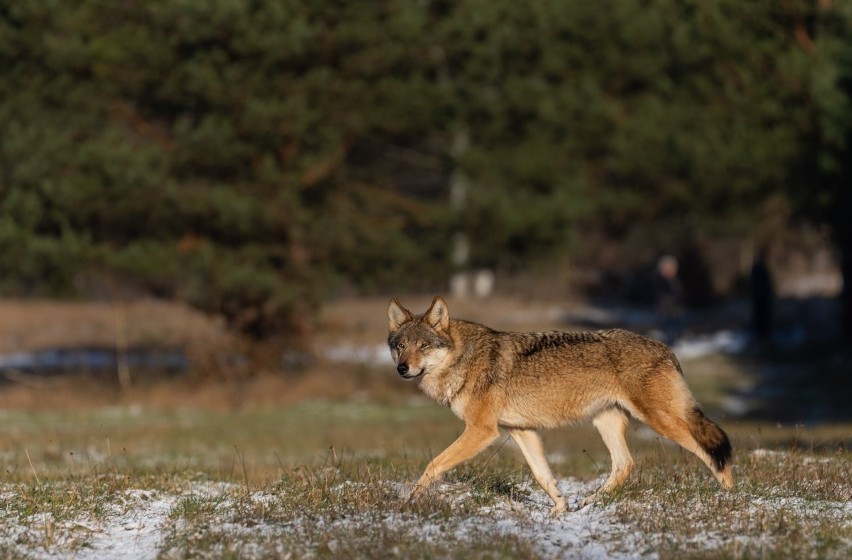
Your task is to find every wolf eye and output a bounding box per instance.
[420,342,430,349]
[397,342,406,350]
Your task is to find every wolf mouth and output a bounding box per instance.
[401,368,425,380]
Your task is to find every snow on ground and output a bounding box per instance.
[1,489,176,560]
[462,477,648,559]
[3,472,849,559]
[671,330,749,359]
[321,342,394,366]
[309,477,644,559]
[72,490,176,560]
[2,479,637,559]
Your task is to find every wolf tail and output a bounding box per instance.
[687,407,732,472]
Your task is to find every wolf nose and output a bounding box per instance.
[397,363,409,376]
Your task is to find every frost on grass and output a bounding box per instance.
[156,477,648,559]
[0,487,176,560]
[457,477,651,560]
[73,490,176,560]
[2,449,850,559]
[155,454,850,559]
[607,450,852,560]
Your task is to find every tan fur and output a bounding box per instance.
[388,297,734,514]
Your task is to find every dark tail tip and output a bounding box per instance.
[708,432,733,472]
[690,407,732,471]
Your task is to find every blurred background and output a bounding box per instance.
[0,0,851,421]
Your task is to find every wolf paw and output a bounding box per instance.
[397,483,416,501]
[578,493,599,509]
[549,501,567,516]
[399,482,429,503]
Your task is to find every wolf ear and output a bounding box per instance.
[424,296,450,331]
[388,298,412,332]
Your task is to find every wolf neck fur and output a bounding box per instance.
[418,320,483,407]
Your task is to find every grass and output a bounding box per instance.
[0,401,461,482]
[603,445,850,559]
[0,298,233,357]
[1,295,850,558]
[0,397,849,559]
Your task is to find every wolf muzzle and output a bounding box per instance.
[396,363,423,379]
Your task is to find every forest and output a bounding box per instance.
[1,0,850,343]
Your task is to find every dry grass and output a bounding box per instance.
[1,296,850,557]
[0,359,425,412]
[604,447,851,559]
[0,295,580,411]
[0,294,579,396]
[0,295,574,354]
[315,294,585,347]
[0,401,849,559]
[0,298,232,352]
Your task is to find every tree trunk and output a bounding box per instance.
[842,248,852,338]
[836,190,852,339]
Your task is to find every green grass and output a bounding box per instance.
[603,447,850,559]
[0,400,850,559]
[0,402,461,482]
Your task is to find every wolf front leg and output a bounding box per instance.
[508,428,567,515]
[409,424,500,500]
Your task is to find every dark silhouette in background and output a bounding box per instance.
[677,237,717,308]
[652,255,683,343]
[750,247,775,342]
[836,190,852,339]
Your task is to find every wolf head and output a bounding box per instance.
[387,296,454,380]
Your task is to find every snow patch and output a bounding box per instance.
[72,490,175,560]
[672,330,749,359]
[376,478,650,559]
[4,473,848,558]
[749,448,789,461]
[321,343,393,366]
[0,489,176,560]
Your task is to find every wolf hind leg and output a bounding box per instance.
[508,428,566,515]
[582,407,634,507]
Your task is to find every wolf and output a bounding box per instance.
[387,296,733,514]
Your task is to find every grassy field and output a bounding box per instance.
[0,395,849,559]
[1,296,850,558]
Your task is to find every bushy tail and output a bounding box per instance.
[688,407,732,472]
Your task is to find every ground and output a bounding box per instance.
[0,403,849,559]
[0,296,850,558]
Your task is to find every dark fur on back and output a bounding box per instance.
[517,331,604,357]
